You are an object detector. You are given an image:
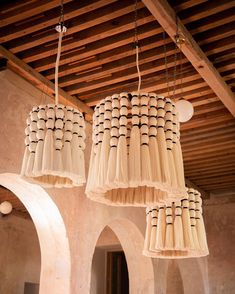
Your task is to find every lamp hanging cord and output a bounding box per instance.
[55,0,66,105]
[134,0,141,93]
[136,44,141,93]
[55,29,63,105]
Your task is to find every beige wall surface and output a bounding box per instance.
[0,215,41,294]
[0,69,235,294]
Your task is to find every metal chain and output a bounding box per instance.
[179,44,183,97]
[59,0,64,27]
[172,42,178,100]
[133,0,141,93]
[163,31,170,97]
[134,0,139,45]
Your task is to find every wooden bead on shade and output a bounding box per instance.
[86,92,187,206]
[21,104,86,188]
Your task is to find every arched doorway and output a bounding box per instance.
[90,218,155,294]
[0,173,71,294]
[91,226,129,294]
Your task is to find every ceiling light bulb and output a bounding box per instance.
[175,99,194,122]
[0,201,13,215]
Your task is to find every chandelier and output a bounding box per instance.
[20,1,86,188]
[86,92,187,205]
[143,188,209,258]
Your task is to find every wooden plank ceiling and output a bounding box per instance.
[0,0,234,196]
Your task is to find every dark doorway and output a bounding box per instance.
[106,251,129,294]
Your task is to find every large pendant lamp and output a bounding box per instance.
[86,92,187,206]
[143,188,209,258]
[86,4,187,205]
[20,2,86,188]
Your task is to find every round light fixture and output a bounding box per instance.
[175,99,194,123]
[0,201,13,215]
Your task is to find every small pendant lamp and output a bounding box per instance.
[86,92,187,206]
[143,188,209,258]
[20,2,86,188]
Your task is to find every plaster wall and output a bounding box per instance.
[0,69,235,294]
[0,215,40,294]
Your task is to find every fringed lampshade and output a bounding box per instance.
[21,104,86,188]
[143,188,209,258]
[86,92,187,206]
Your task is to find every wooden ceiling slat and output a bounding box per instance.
[17,9,154,62]
[58,43,177,88]
[184,152,235,162]
[183,147,235,161]
[182,141,235,155]
[180,111,233,131]
[40,15,235,78]
[32,4,235,75]
[178,0,235,24]
[0,0,117,43]
[185,162,235,173]
[181,120,235,137]
[34,23,163,73]
[0,0,71,28]
[187,7,235,34]
[56,26,234,89]
[174,0,207,12]
[185,165,235,174]
[192,101,225,116]
[64,56,193,95]
[187,169,235,180]
[84,83,211,106]
[181,125,235,142]
[194,21,235,46]
[7,0,144,54]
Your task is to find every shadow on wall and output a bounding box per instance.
[0,173,71,294]
[90,219,155,294]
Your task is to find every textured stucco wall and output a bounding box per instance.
[0,69,234,294]
[0,215,41,294]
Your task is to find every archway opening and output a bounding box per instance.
[0,173,71,294]
[0,185,41,294]
[91,226,129,294]
[90,218,155,294]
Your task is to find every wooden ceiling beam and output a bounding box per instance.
[0,45,93,118]
[142,0,235,116]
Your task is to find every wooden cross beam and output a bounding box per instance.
[142,0,235,117]
[0,45,93,119]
